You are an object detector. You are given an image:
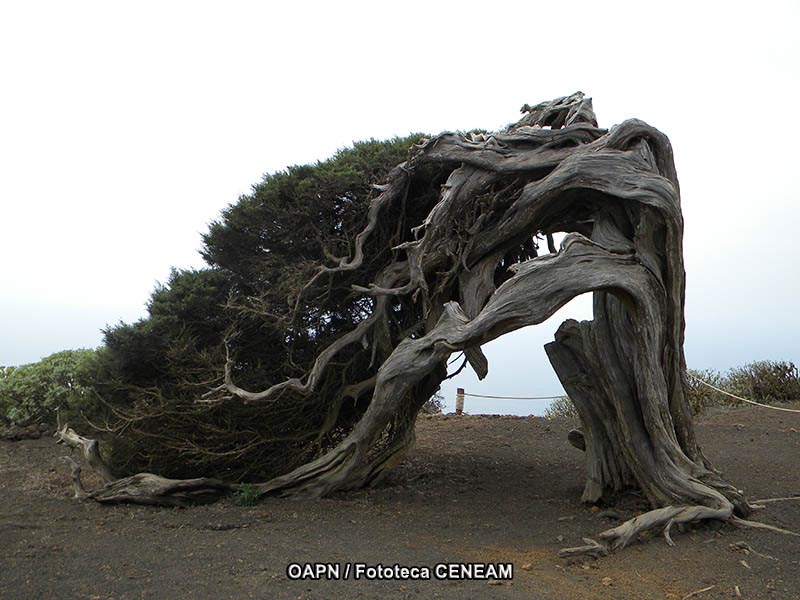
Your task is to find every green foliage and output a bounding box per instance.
[202,137,427,285]
[101,268,232,387]
[687,361,800,415]
[0,349,102,427]
[199,135,438,390]
[543,395,578,420]
[93,135,440,482]
[234,483,260,506]
[95,268,300,481]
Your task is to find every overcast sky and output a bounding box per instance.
[1,1,797,414]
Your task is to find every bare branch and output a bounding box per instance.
[54,423,115,484]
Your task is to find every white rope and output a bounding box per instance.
[461,392,566,400]
[459,374,800,412]
[687,372,800,414]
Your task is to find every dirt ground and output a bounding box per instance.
[2,405,800,600]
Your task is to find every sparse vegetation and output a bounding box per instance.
[544,361,800,419]
[687,361,800,415]
[727,360,800,403]
[234,483,260,506]
[686,368,730,415]
[543,395,578,420]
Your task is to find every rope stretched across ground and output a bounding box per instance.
[461,372,800,413]
[687,372,800,414]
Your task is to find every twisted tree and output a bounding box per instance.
[60,93,760,551]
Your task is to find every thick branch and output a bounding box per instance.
[54,423,115,484]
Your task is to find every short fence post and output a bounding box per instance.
[455,388,465,415]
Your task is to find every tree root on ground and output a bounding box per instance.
[559,502,800,558]
[54,422,235,506]
[55,422,798,553]
[86,473,235,506]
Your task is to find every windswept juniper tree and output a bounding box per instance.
[58,93,762,552]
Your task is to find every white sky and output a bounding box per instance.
[1,1,797,414]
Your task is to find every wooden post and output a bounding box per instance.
[455,388,465,415]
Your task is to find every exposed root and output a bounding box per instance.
[560,501,733,557]
[60,456,88,499]
[731,516,800,537]
[557,537,609,559]
[663,518,676,547]
[88,474,234,506]
[598,503,733,551]
[730,541,778,561]
[681,585,715,600]
[55,427,234,506]
[752,496,800,504]
[559,501,800,558]
[54,422,115,484]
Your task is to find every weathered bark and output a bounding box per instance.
[60,94,756,551]
[55,423,234,505]
[86,473,234,506]
[54,423,115,484]
[242,95,744,512]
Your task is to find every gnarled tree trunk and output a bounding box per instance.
[251,95,747,513]
[60,94,755,550]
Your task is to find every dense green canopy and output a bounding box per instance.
[94,135,438,480]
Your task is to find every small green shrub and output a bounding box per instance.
[235,483,260,506]
[544,395,578,420]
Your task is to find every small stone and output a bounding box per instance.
[601,577,613,586]
[521,563,532,571]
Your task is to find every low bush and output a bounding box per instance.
[686,368,729,415]
[0,349,103,427]
[688,361,799,415]
[543,395,578,419]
